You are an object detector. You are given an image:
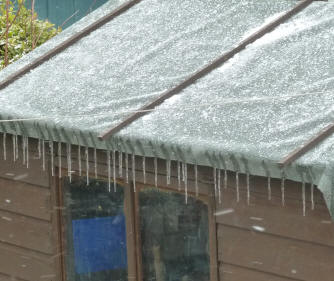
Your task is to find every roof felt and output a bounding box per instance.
[0,0,334,215]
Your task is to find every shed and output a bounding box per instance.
[0,0,334,281]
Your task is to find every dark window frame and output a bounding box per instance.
[133,182,218,281]
[55,167,219,281]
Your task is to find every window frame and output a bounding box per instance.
[133,181,218,281]
[55,160,219,281]
[57,174,136,281]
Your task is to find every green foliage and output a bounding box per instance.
[0,0,61,68]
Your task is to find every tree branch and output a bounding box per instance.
[0,1,24,41]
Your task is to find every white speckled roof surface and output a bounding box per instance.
[0,0,334,216]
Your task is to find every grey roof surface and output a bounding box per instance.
[0,0,334,215]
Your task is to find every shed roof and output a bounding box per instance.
[0,0,334,216]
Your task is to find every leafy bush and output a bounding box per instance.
[0,0,61,68]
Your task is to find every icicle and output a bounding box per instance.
[38,139,41,159]
[281,176,285,206]
[3,133,6,160]
[125,153,129,183]
[67,144,72,183]
[12,135,16,162]
[143,156,146,184]
[107,151,111,192]
[94,148,97,179]
[236,172,240,202]
[113,151,116,192]
[22,136,26,165]
[267,176,272,200]
[78,145,82,176]
[50,141,54,177]
[184,163,188,204]
[132,154,136,192]
[15,135,18,160]
[311,183,315,210]
[119,152,123,177]
[58,142,62,179]
[154,157,158,187]
[166,160,171,185]
[177,161,181,190]
[85,147,89,186]
[302,181,306,216]
[224,169,227,189]
[182,162,185,182]
[246,173,250,205]
[42,140,45,171]
[194,164,198,197]
[213,168,217,197]
[26,137,29,169]
[218,169,221,204]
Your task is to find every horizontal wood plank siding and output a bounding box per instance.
[218,223,334,281]
[0,151,49,188]
[217,172,334,281]
[216,188,334,247]
[0,243,56,281]
[0,178,51,221]
[0,140,60,281]
[220,264,299,281]
[0,209,52,254]
[1,142,330,281]
[0,272,27,281]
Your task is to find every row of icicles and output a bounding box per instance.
[2,133,315,216]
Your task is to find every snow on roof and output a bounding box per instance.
[0,0,334,215]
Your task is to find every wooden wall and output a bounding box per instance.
[216,172,334,281]
[57,149,334,281]
[3,141,331,281]
[0,138,61,281]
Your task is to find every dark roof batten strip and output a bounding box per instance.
[278,124,334,167]
[0,0,142,91]
[99,0,314,140]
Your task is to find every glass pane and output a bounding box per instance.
[138,188,210,281]
[63,178,128,281]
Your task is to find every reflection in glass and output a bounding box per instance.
[64,178,127,281]
[139,188,210,281]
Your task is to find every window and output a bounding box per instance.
[136,187,210,281]
[63,178,128,281]
[60,176,216,281]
